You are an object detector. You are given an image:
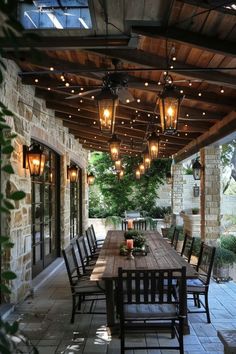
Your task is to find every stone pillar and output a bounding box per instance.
[172,162,184,225]
[82,168,89,233]
[200,146,221,242]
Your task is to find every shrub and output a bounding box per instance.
[148,206,172,218]
[220,234,236,254]
[192,208,200,215]
[214,247,236,267]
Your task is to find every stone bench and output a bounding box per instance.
[217,330,236,354]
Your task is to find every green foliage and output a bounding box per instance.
[89,152,172,217]
[124,230,141,239]
[183,163,193,175]
[214,247,236,267]
[105,216,122,229]
[192,207,200,215]
[148,206,172,218]
[220,234,236,254]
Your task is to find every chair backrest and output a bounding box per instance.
[90,224,97,242]
[62,245,81,287]
[171,228,180,250]
[122,220,128,231]
[181,233,195,262]
[133,219,147,231]
[196,242,216,285]
[117,267,186,317]
[85,227,95,254]
[76,236,89,273]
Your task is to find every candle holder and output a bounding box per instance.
[127,248,134,260]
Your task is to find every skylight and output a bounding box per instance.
[18,0,92,30]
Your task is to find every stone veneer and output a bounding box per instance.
[200,146,221,242]
[171,162,184,216]
[0,59,89,303]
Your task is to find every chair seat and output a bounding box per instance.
[74,280,105,294]
[187,278,206,292]
[124,303,178,320]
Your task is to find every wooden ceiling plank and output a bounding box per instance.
[175,110,236,162]
[132,26,236,56]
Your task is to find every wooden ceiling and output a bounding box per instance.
[3,0,236,162]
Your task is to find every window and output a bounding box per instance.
[70,166,82,239]
[18,0,92,30]
[31,142,60,277]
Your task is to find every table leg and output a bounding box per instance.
[105,279,115,327]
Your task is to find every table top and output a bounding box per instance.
[90,230,198,281]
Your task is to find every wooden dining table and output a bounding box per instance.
[90,230,198,334]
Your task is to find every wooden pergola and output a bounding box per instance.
[3,0,236,161]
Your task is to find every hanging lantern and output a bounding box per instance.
[67,165,78,183]
[117,168,124,180]
[147,132,159,160]
[96,87,118,134]
[108,134,121,161]
[192,158,202,180]
[23,143,45,177]
[115,159,122,172]
[87,172,95,185]
[166,172,172,184]
[156,78,184,134]
[142,148,151,169]
[139,163,145,175]
[135,168,141,180]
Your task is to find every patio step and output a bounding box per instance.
[218,330,236,354]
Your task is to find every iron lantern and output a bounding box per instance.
[139,163,145,175]
[117,167,124,180]
[87,172,95,185]
[115,159,122,172]
[192,158,202,180]
[108,134,121,161]
[96,87,118,134]
[67,165,78,183]
[166,172,172,184]
[193,184,200,197]
[23,143,45,177]
[147,132,159,160]
[135,168,141,180]
[142,147,151,169]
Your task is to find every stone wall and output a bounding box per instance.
[0,59,89,302]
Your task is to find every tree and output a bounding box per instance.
[221,140,236,194]
[89,152,172,217]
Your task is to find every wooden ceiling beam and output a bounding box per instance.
[175,0,236,16]
[0,36,131,50]
[132,26,236,57]
[90,49,236,89]
[175,110,236,162]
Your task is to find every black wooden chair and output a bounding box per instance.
[170,227,180,250]
[121,220,128,230]
[85,227,100,258]
[62,245,105,323]
[90,224,105,247]
[187,242,216,323]
[133,219,147,230]
[117,267,186,354]
[181,233,195,263]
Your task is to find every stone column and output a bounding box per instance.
[200,146,221,242]
[172,162,184,225]
[81,168,89,233]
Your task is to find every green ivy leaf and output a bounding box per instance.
[2,109,13,116]
[2,165,14,174]
[9,191,26,200]
[0,284,11,294]
[2,242,15,249]
[1,145,14,154]
[2,271,17,281]
[3,199,15,210]
[0,206,10,213]
[0,236,10,243]
[0,123,10,130]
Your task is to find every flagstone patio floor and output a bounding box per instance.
[5,257,236,354]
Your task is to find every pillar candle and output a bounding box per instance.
[127,219,133,229]
[126,239,134,249]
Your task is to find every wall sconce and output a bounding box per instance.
[109,134,121,161]
[147,132,159,160]
[139,163,145,175]
[23,143,45,177]
[166,172,172,184]
[193,184,200,197]
[67,165,78,183]
[192,158,202,180]
[96,87,118,134]
[87,172,95,185]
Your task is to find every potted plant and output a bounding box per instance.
[192,207,200,215]
[213,247,236,282]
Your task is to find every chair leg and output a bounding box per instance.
[120,326,125,354]
[171,319,175,338]
[179,319,184,354]
[205,293,211,323]
[71,295,76,324]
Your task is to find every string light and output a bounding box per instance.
[220,87,224,93]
